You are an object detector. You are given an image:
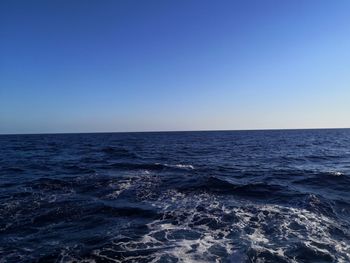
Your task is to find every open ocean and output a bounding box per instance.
[1,129,350,262]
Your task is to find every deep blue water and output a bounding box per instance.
[1,129,350,262]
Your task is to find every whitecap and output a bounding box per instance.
[329,171,344,176]
[162,163,195,170]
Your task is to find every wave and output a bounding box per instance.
[27,177,73,191]
[62,164,95,174]
[176,176,299,200]
[293,171,350,194]
[1,167,25,173]
[328,171,344,177]
[107,162,194,172]
[101,146,138,159]
[157,163,195,170]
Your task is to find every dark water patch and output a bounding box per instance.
[61,164,96,174]
[108,162,165,171]
[292,171,350,201]
[0,166,25,173]
[176,176,301,202]
[95,204,159,219]
[101,146,138,158]
[27,177,73,191]
[286,242,335,262]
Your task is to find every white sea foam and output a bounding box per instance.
[156,163,195,170]
[106,170,160,200]
[106,179,133,199]
[171,164,195,170]
[97,189,350,262]
[329,171,344,176]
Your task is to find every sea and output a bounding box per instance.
[1,129,350,262]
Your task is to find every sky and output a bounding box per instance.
[1,0,350,134]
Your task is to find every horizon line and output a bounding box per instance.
[1,127,349,136]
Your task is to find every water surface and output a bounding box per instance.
[1,129,350,262]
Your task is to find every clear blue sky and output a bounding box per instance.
[1,0,349,134]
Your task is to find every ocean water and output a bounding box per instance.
[1,129,350,263]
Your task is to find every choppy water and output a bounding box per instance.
[1,129,350,262]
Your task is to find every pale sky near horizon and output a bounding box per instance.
[1,0,350,134]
